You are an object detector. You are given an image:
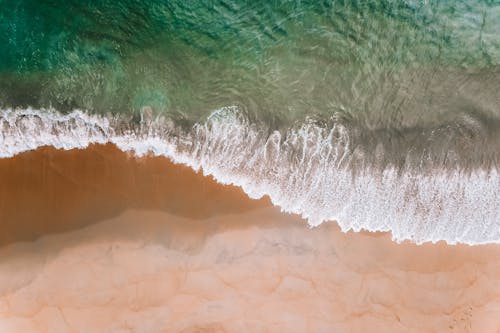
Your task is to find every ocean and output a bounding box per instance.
[1,0,499,244]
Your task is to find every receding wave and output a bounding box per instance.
[1,107,499,245]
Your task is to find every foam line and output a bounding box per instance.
[1,107,499,245]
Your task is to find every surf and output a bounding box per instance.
[1,107,499,245]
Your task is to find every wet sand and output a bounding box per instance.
[0,144,267,246]
[0,145,499,332]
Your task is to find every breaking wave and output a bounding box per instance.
[1,107,499,245]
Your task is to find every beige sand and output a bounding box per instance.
[0,145,499,332]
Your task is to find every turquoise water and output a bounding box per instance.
[1,0,499,126]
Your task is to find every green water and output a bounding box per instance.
[1,0,499,127]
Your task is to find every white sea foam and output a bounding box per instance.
[1,107,499,245]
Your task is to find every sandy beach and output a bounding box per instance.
[0,144,499,332]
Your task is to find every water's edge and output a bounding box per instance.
[1,108,499,245]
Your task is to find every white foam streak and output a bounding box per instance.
[1,107,499,245]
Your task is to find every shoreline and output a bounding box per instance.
[0,144,499,332]
[1,143,497,247]
[2,108,499,245]
[0,143,269,246]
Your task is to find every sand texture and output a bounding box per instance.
[0,145,499,332]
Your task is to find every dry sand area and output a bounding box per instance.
[0,144,499,332]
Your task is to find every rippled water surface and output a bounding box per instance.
[1,1,499,123]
